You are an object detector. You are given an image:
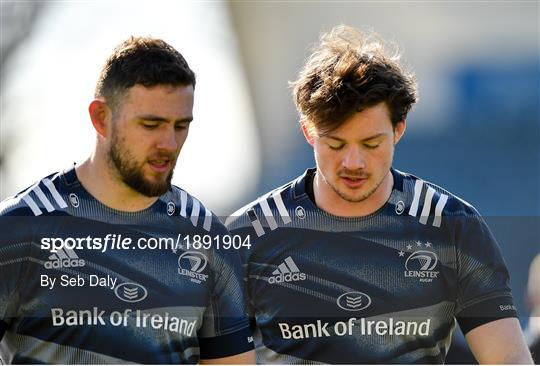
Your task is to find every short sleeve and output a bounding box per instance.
[226,217,259,352]
[197,222,253,359]
[454,213,517,334]
[0,213,34,339]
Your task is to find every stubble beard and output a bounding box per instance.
[107,129,174,197]
[321,170,387,203]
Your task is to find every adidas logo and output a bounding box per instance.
[268,256,306,284]
[44,248,85,269]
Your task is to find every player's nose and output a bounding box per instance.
[156,128,179,152]
[342,146,365,170]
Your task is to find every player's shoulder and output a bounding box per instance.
[225,173,298,232]
[395,168,480,219]
[0,170,69,217]
[163,185,226,233]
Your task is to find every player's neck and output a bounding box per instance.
[313,170,393,217]
[75,156,158,212]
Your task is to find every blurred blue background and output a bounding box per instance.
[1,1,538,360]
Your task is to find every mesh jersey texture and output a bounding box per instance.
[226,167,516,364]
[0,167,252,364]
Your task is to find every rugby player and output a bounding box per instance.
[0,37,254,364]
[226,25,532,363]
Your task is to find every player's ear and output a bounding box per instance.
[88,99,111,138]
[300,118,315,146]
[393,120,406,145]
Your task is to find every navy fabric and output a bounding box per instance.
[0,167,253,364]
[227,167,516,364]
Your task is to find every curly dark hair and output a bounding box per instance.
[95,36,196,114]
[291,25,418,136]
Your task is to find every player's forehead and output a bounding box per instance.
[320,102,393,141]
[119,84,194,118]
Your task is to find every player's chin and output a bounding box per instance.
[146,174,170,187]
[141,177,172,196]
[342,193,367,203]
[335,184,370,202]
[139,170,168,189]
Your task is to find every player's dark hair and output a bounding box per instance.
[291,25,418,136]
[95,36,196,114]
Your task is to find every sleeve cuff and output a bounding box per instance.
[456,295,518,334]
[199,326,254,359]
[0,320,6,340]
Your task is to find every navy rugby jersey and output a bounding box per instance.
[226,167,517,364]
[0,167,253,364]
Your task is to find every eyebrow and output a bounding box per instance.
[137,114,193,123]
[325,132,386,142]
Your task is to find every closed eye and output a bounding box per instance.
[175,123,189,130]
[329,143,345,150]
[142,123,159,129]
[364,143,380,149]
